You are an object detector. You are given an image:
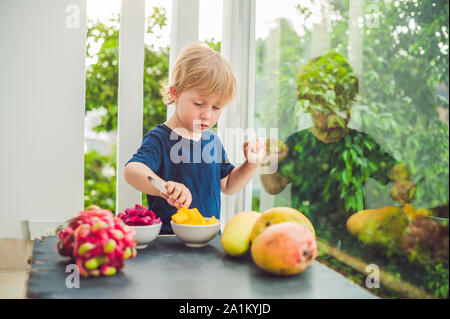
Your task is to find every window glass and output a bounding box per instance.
[254,0,449,299]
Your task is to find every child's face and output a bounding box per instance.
[173,88,224,134]
[311,110,350,131]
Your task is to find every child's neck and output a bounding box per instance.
[164,115,202,142]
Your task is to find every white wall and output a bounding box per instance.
[0,0,87,238]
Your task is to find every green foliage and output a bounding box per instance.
[280,129,397,219]
[425,263,449,298]
[84,149,116,213]
[252,193,260,212]
[86,10,169,135]
[205,39,221,52]
[146,6,168,34]
[142,46,170,133]
[85,17,119,132]
[297,50,359,116]
[356,0,449,208]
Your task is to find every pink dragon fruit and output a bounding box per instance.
[117,204,161,226]
[57,207,137,278]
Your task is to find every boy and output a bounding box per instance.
[124,42,264,234]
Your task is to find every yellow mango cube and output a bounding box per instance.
[171,206,190,224]
[186,208,202,225]
[172,206,218,225]
[207,216,218,224]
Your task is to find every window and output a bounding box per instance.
[253,0,449,299]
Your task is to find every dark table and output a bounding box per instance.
[26,235,377,299]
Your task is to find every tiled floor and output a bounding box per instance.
[0,270,29,299]
[0,239,33,299]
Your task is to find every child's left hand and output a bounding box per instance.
[243,138,265,165]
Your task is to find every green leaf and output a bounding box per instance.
[363,140,374,151]
[299,86,310,96]
[353,144,363,156]
[345,135,352,147]
[342,150,350,163]
[368,162,377,172]
[350,149,358,162]
[342,170,352,185]
[345,196,356,211]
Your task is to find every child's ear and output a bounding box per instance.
[169,86,178,102]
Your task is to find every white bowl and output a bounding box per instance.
[130,222,162,249]
[170,219,220,247]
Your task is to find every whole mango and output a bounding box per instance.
[221,211,261,257]
[346,206,402,237]
[346,206,409,253]
[250,206,315,243]
[251,222,317,276]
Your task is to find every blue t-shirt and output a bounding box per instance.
[126,124,235,234]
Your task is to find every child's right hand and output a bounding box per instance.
[159,181,192,210]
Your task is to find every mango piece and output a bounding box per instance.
[208,216,219,224]
[172,206,216,225]
[172,206,190,224]
[187,208,204,225]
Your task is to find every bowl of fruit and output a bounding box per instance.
[118,204,162,249]
[170,206,220,247]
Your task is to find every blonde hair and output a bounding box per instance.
[161,42,237,106]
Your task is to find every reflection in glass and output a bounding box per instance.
[255,0,449,298]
